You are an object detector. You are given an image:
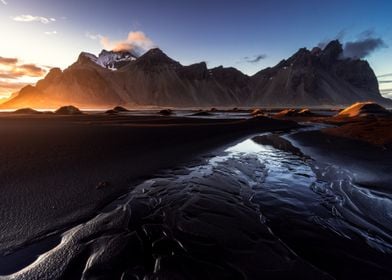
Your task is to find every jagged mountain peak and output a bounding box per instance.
[135,48,182,70]
[77,52,98,66]
[322,40,343,54]
[142,48,166,57]
[320,40,344,64]
[77,49,138,70]
[139,48,175,61]
[1,41,391,109]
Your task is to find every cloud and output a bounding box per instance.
[12,15,56,24]
[380,88,392,99]
[318,29,346,49]
[243,54,267,64]
[1,0,7,5]
[0,56,18,65]
[100,31,155,54]
[0,81,28,90]
[316,30,387,59]
[86,32,103,41]
[343,30,387,59]
[378,73,392,78]
[0,81,29,98]
[18,64,47,76]
[44,30,58,35]
[0,64,46,79]
[0,57,48,96]
[0,56,48,78]
[0,72,22,79]
[379,80,392,84]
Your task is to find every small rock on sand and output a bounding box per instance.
[275,108,315,117]
[55,105,83,115]
[251,108,264,116]
[12,108,41,114]
[158,109,173,116]
[106,106,129,114]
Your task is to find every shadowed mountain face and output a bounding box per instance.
[250,41,385,107]
[1,40,391,109]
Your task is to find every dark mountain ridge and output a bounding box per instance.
[1,40,390,109]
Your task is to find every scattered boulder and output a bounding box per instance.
[55,105,83,115]
[158,109,173,116]
[275,109,296,117]
[297,108,315,116]
[12,108,41,114]
[105,109,117,114]
[113,106,129,112]
[251,108,264,116]
[106,106,129,114]
[337,102,390,118]
[275,108,315,117]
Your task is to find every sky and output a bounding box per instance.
[0,0,391,99]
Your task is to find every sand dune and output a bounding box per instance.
[337,102,390,118]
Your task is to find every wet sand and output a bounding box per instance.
[252,133,392,279]
[286,116,392,190]
[2,123,391,279]
[1,112,391,279]
[0,113,298,254]
[324,117,392,148]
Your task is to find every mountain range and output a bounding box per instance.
[1,40,391,109]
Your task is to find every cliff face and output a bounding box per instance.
[249,40,386,107]
[1,41,390,109]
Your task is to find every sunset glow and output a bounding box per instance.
[1,0,392,100]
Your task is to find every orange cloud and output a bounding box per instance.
[0,81,28,90]
[100,31,155,53]
[0,56,48,98]
[0,81,28,98]
[18,64,47,76]
[0,64,47,79]
[0,56,18,65]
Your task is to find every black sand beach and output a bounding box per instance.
[0,113,298,254]
[0,112,391,279]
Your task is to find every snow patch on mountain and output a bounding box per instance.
[83,50,138,70]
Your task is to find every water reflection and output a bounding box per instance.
[2,133,391,279]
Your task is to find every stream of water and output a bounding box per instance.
[1,127,391,279]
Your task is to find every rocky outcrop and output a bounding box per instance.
[105,106,130,114]
[12,108,41,114]
[336,102,391,118]
[55,105,83,115]
[158,109,173,116]
[275,108,316,118]
[250,40,390,107]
